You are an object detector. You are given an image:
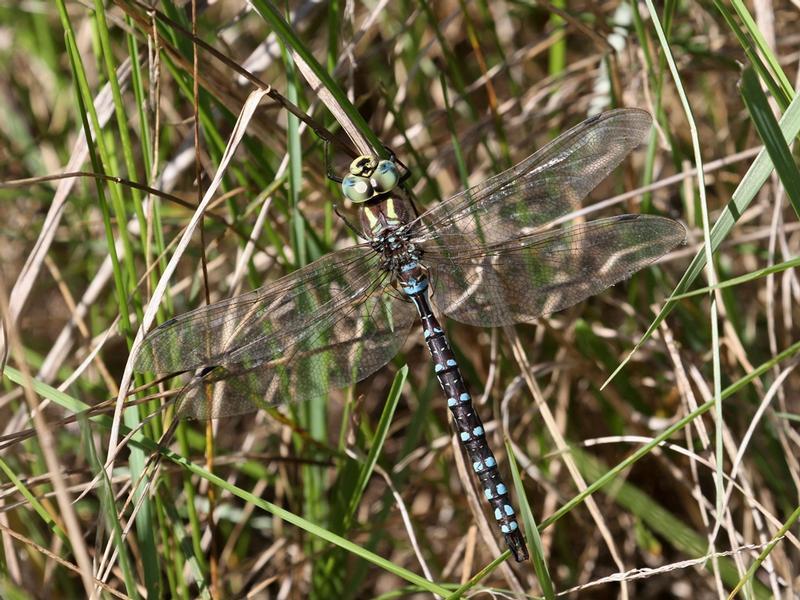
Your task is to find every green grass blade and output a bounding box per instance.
[740,67,800,218]
[669,255,800,300]
[57,12,133,339]
[443,552,508,599]
[81,4,160,594]
[79,413,141,599]
[507,439,555,600]
[728,0,794,101]
[643,0,725,563]
[285,51,307,267]
[713,1,791,110]
[249,0,383,154]
[0,456,68,543]
[92,0,147,253]
[0,365,449,594]
[573,449,771,598]
[161,496,211,597]
[165,443,451,595]
[345,366,408,526]
[728,502,800,599]
[605,87,800,388]
[550,338,800,530]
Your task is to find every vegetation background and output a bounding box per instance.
[1,0,799,598]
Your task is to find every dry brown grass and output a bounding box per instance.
[1,1,799,598]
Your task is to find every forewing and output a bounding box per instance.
[412,109,653,246]
[422,215,686,327]
[135,245,384,374]
[172,290,416,418]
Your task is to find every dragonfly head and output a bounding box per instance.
[341,155,400,203]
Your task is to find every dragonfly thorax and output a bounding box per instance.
[370,227,427,294]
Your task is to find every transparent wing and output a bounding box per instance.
[134,245,416,418]
[173,290,415,418]
[136,246,383,373]
[411,109,653,246]
[421,215,685,327]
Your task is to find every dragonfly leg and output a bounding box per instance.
[324,139,344,183]
[333,203,363,237]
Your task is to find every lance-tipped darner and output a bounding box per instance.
[135,108,686,562]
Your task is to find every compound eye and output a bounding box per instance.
[372,160,399,193]
[342,174,374,203]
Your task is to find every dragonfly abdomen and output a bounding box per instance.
[406,286,529,562]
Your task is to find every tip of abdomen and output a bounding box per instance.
[506,533,529,562]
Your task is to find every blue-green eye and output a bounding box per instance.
[372,160,399,193]
[342,174,373,203]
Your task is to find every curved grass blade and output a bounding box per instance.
[669,255,800,301]
[506,439,554,600]
[249,0,383,155]
[728,503,800,599]
[0,456,68,543]
[443,552,510,599]
[573,448,771,598]
[0,366,451,595]
[547,338,800,531]
[344,366,409,528]
[604,87,800,388]
[727,0,794,104]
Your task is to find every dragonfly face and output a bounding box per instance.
[341,155,401,203]
[343,163,418,243]
[341,154,429,293]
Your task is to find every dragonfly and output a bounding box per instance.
[134,108,686,563]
